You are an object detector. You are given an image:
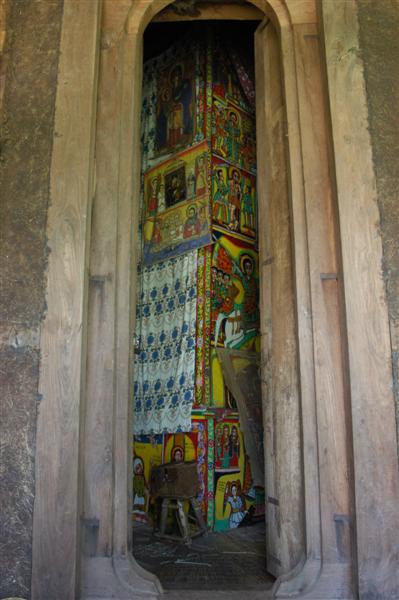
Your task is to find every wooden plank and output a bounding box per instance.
[127,0,171,35]
[82,2,162,592]
[321,1,399,597]
[112,28,143,557]
[82,1,134,558]
[129,0,315,31]
[31,1,101,598]
[286,0,316,25]
[255,19,304,578]
[282,22,354,597]
[102,0,134,40]
[254,19,275,574]
[264,10,324,595]
[153,2,264,21]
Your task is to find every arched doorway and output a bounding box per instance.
[31,1,399,599]
[80,1,353,596]
[131,17,273,590]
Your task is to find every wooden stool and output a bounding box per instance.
[155,496,207,545]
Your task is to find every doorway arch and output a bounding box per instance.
[82,0,353,596]
[31,1,399,599]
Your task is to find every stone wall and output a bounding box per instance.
[0,1,63,597]
[357,0,399,445]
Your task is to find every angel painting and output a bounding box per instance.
[224,480,247,528]
[133,456,149,518]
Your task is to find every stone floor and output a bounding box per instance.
[132,519,275,592]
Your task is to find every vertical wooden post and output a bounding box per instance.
[257,8,356,597]
[80,3,161,596]
[290,21,355,596]
[321,1,399,597]
[255,20,305,578]
[31,1,101,598]
[83,0,138,561]
[112,29,143,559]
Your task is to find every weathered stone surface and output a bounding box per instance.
[0,0,63,325]
[358,0,399,446]
[0,1,63,598]
[0,347,39,600]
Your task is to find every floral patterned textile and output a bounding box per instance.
[133,252,198,434]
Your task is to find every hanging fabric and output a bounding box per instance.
[226,43,256,109]
[140,32,206,171]
[133,251,198,435]
[133,32,208,434]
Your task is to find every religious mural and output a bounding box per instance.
[223,480,247,529]
[212,99,256,174]
[163,415,212,523]
[211,233,260,350]
[133,435,163,523]
[155,60,195,155]
[214,419,241,471]
[143,141,212,264]
[212,38,255,113]
[140,35,207,174]
[212,157,257,240]
[213,417,256,531]
[134,28,263,534]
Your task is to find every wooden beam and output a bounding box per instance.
[31,1,101,598]
[321,1,399,597]
[265,10,323,593]
[82,0,127,559]
[255,19,304,578]
[153,2,263,21]
[285,0,316,25]
[292,20,353,593]
[81,2,161,595]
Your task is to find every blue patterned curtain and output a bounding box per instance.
[133,35,205,434]
[133,252,198,434]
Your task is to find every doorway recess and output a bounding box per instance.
[131,19,274,591]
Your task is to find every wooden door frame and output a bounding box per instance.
[31,1,399,599]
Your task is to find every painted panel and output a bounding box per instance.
[194,245,212,408]
[141,37,207,172]
[154,42,199,156]
[212,40,255,114]
[133,434,164,523]
[213,417,256,531]
[214,417,242,473]
[163,415,213,524]
[211,233,260,350]
[143,141,212,264]
[211,157,257,241]
[211,98,256,175]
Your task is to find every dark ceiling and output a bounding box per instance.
[143,19,259,63]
